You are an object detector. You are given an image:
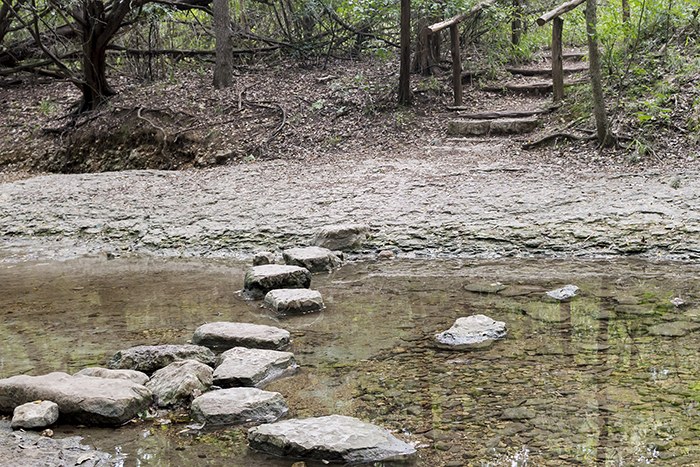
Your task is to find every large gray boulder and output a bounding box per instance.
[0,372,152,426]
[546,284,579,301]
[248,415,416,463]
[74,367,149,386]
[190,388,288,426]
[434,315,507,350]
[193,322,290,351]
[312,224,369,251]
[264,289,324,315]
[146,360,213,407]
[282,246,341,273]
[11,400,59,430]
[213,347,297,388]
[108,344,215,373]
[243,265,312,299]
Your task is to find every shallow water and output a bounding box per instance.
[1,255,700,466]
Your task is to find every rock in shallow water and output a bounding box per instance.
[243,265,312,299]
[190,388,288,426]
[264,288,324,315]
[146,360,213,407]
[214,347,297,387]
[0,372,152,426]
[283,246,341,273]
[193,322,290,350]
[247,414,416,463]
[74,367,149,385]
[546,284,579,300]
[108,344,215,373]
[11,400,59,430]
[312,224,369,251]
[434,315,507,350]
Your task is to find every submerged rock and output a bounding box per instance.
[193,322,290,350]
[521,302,568,323]
[74,367,149,386]
[434,315,507,350]
[648,321,700,337]
[243,265,312,299]
[283,246,341,273]
[214,347,297,388]
[146,360,213,407]
[108,345,215,373]
[546,284,579,301]
[190,388,288,426]
[248,414,416,463]
[264,289,324,315]
[463,282,506,294]
[312,224,369,251]
[0,372,152,426]
[11,400,59,430]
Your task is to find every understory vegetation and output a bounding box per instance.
[0,0,699,172]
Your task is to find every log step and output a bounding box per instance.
[505,65,588,76]
[481,78,588,94]
[447,117,540,136]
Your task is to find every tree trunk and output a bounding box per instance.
[412,18,439,75]
[398,0,411,105]
[213,0,234,89]
[621,0,630,24]
[79,0,116,112]
[511,0,522,45]
[586,0,613,147]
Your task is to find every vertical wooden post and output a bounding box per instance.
[512,0,522,46]
[450,23,462,106]
[398,0,411,105]
[552,16,564,102]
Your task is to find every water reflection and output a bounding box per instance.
[1,256,699,466]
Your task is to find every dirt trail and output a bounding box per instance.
[1,144,698,261]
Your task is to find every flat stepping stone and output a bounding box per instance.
[0,372,152,426]
[108,344,215,373]
[214,347,297,388]
[74,367,149,385]
[283,246,341,273]
[264,288,324,315]
[192,322,290,350]
[447,117,539,136]
[11,400,59,430]
[614,304,655,316]
[248,415,416,463]
[463,282,506,294]
[243,265,311,299]
[521,302,568,323]
[434,314,507,350]
[546,284,579,300]
[145,360,213,407]
[648,321,700,337]
[312,224,369,251]
[190,387,288,426]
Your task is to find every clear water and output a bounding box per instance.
[1,255,700,466]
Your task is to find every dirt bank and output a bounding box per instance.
[1,142,698,262]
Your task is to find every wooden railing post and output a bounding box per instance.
[552,16,564,101]
[450,23,462,106]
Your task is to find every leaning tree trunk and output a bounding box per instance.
[213,0,234,88]
[586,0,613,147]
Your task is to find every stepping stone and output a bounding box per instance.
[521,302,568,323]
[248,414,416,463]
[283,246,341,273]
[264,289,324,315]
[243,265,311,299]
[464,282,506,294]
[434,314,507,350]
[192,322,290,350]
[648,321,700,337]
[146,360,213,408]
[447,117,539,136]
[74,367,149,385]
[0,372,153,426]
[214,347,297,388]
[253,251,276,266]
[546,284,579,300]
[108,344,215,373]
[11,400,59,430]
[190,388,288,426]
[312,224,369,251]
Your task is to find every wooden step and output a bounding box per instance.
[481,77,588,93]
[505,64,588,76]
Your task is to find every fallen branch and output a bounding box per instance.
[106,45,280,57]
[522,132,595,149]
[428,0,498,33]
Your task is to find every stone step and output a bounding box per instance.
[447,117,539,136]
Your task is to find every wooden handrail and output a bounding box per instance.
[428,0,498,34]
[536,0,585,26]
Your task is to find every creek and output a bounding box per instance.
[1,254,699,466]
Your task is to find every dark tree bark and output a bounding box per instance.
[586,0,614,147]
[212,0,233,88]
[398,0,411,105]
